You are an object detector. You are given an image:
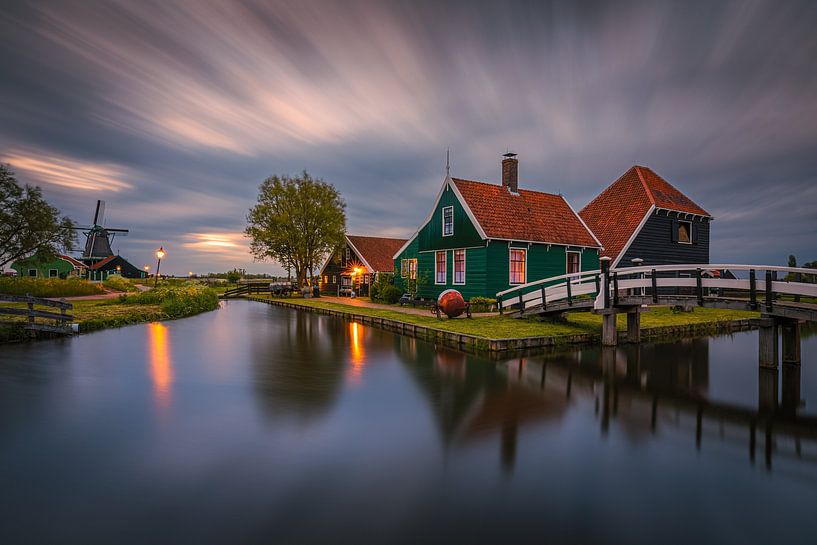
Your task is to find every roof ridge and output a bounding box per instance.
[580,165,641,213]
[452,177,562,198]
[634,165,656,205]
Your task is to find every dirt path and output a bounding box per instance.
[317,296,498,317]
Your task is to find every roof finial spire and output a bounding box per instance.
[445,147,450,177]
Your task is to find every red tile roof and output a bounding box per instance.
[347,235,408,272]
[88,255,116,270]
[451,178,600,247]
[579,165,711,262]
[58,254,87,268]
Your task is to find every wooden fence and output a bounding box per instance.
[0,293,74,334]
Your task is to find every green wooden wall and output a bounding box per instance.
[393,179,600,300]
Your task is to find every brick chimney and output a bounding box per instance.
[502,152,518,193]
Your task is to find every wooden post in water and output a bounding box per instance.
[757,318,778,368]
[758,365,779,414]
[626,309,641,344]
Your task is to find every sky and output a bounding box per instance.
[1,0,816,275]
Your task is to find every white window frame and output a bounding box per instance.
[677,220,693,245]
[509,248,527,285]
[442,206,454,237]
[49,269,59,278]
[566,251,581,276]
[28,268,38,277]
[332,275,336,284]
[409,258,417,280]
[453,249,466,285]
[435,250,447,285]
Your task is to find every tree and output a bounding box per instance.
[0,164,75,269]
[225,269,241,283]
[246,171,346,287]
[788,255,797,268]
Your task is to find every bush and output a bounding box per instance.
[378,285,403,304]
[226,269,241,283]
[122,283,219,318]
[469,296,497,313]
[103,275,138,292]
[0,277,105,297]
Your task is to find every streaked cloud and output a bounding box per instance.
[0,0,815,273]
[2,151,133,192]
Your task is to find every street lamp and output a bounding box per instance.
[155,247,165,287]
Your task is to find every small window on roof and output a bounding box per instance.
[678,220,692,244]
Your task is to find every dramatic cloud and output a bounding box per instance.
[1,0,815,274]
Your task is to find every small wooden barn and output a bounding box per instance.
[579,166,712,268]
[319,235,407,296]
[85,254,147,280]
[393,154,602,300]
[11,254,87,279]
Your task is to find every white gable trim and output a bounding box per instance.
[345,236,375,273]
[447,180,489,240]
[564,196,604,249]
[611,205,655,268]
[393,175,488,259]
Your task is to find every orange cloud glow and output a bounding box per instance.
[3,151,133,192]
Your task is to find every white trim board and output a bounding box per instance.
[611,205,655,268]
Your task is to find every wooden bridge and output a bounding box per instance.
[497,258,817,363]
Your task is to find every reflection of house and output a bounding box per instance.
[393,153,601,300]
[11,254,87,279]
[579,166,712,268]
[319,235,406,296]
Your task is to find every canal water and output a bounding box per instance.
[1,300,816,544]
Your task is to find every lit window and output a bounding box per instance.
[509,249,526,284]
[342,276,351,287]
[401,259,407,277]
[435,251,447,284]
[678,221,692,244]
[453,249,466,284]
[323,275,328,283]
[566,251,580,275]
[442,206,454,237]
[408,259,417,280]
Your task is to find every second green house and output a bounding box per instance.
[393,153,602,300]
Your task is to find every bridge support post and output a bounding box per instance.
[602,313,617,346]
[781,320,801,365]
[626,311,640,344]
[755,318,778,368]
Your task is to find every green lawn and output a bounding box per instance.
[251,296,758,339]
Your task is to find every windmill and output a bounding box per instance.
[71,200,129,261]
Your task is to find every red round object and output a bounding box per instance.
[437,289,467,318]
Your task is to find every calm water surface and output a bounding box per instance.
[1,300,816,544]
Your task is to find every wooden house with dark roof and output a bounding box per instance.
[579,166,712,268]
[319,234,407,296]
[393,153,602,300]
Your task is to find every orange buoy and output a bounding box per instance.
[437,289,467,318]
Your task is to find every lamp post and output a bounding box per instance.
[154,247,165,287]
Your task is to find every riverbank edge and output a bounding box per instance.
[245,296,757,353]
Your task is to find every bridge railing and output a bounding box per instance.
[597,264,817,311]
[496,269,601,314]
[496,264,817,315]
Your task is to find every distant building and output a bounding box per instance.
[319,234,407,296]
[393,153,601,300]
[11,254,87,279]
[85,254,146,281]
[579,166,712,268]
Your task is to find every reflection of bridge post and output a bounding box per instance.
[781,363,801,417]
[758,366,779,414]
[600,347,616,434]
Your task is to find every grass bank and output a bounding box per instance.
[0,277,105,297]
[1,283,220,342]
[250,295,758,341]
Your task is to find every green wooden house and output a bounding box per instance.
[11,254,87,279]
[393,154,602,300]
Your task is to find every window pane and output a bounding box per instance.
[510,249,526,284]
[678,222,691,243]
[436,251,446,283]
[454,249,465,283]
[567,252,580,274]
[443,207,453,236]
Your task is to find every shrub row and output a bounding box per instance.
[121,283,220,318]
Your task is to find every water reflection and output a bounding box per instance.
[396,335,817,475]
[347,322,366,383]
[147,322,172,408]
